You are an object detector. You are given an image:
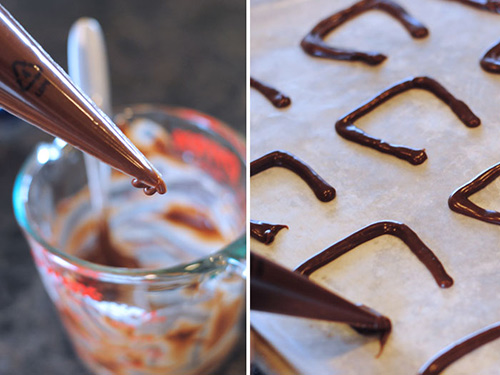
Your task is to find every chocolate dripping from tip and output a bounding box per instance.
[250,252,392,351]
[0,4,166,195]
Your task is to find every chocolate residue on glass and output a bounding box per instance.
[444,0,500,14]
[0,4,165,196]
[300,0,428,65]
[250,77,291,108]
[335,76,480,165]
[480,39,500,73]
[418,322,500,375]
[294,220,454,288]
[81,221,139,268]
[251,251,392,352]
[250,220,288,244]
[165,204,223,241]
[448,162,500,225]
[251,150,336,202]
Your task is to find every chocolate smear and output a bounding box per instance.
[164,204,223,241]
[81,221,139,268]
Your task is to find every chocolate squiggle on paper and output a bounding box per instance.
[294,220,454,288]
[444,0,500,14]
[250,77,291,108]
[301,0,428,65]
[480,39,500,73]
[251,150,336,202]
[335,76,480,165]
[250,220,288,244]
[448,162,500,225]
[418,322,500,375]
[250,151,335,245]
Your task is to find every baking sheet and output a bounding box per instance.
[250,0,500,374]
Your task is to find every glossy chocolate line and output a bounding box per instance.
[418,322,500,375]
[251,251,392,350]
[444,0,500,14]
[294,221,453,288]
[335,76,480,165]
[250,220,288,245]
[251,150,336,202]
[301,0,428,65]
[250,77,291,108]
[448,162,500,225]
[480,39,500,73]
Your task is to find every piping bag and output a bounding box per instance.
[250,251,392,352]
[0,4,166,195]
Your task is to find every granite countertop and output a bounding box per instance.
[0,1,245,374]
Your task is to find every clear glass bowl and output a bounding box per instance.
[13,105,246,375]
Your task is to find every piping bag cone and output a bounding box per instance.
[0,4,165,195]
[250,252,392,353]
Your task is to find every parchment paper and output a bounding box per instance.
[250,0,500,374]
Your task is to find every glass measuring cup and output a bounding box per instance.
[13,105,246,375]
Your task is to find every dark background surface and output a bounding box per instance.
[0,1,245,374]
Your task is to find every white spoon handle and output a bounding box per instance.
[68,17,112,214]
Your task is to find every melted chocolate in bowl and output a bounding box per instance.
[19,108,245,375]
[54,113,244,269]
